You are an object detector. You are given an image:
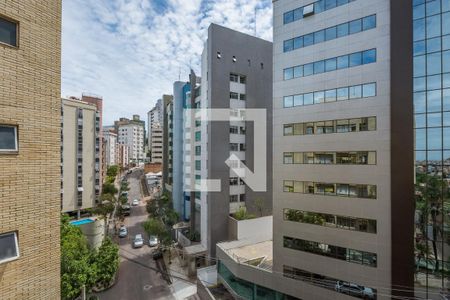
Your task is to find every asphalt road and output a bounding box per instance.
[98,168,174,300]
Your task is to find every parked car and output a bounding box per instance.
[132,199,139,206]
[335,281,375,299]
[133,234,144,248]
[121,204,131,216]
[118,226,128,238]
[149,235,159,247]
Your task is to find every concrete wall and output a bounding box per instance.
[0,1,62,298]
[228,216,273,241]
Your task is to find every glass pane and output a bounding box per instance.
[414,77,426,92]
[284,96,294,107]
[414,55,426,77]
[325,89,337,102]
[444,35,450,51]
[362,49,376,64]
[349,19,362,34]
[0,18,17,47]
[427,90,442,112]
[294,65,303,78]
[314,61,325,74]
[415,114,426,128]
[414,92,426,113]
[349,52,362,67]
[413,4,425,20]
[314,91,325,104]
[426,0,441,16]
[349,85,362,99]
[325,0,337,10]
[284,11,294,24]
[427,52,442,75]
[427,74,442,90]
[444,12,450,35]
[304,93,314,105]
[325,58,337,72]
[337,55,349,69]
[0,232,18,261]
[363,83,376,97]
[426,15,441,38]
[427,37,441,53]
[414,40,426,56]
[444,0,450,12]
[0,126,16,150]
[337,87,349,101]
[427,128,442,150]
[413,19,425,41]
[304,33,314,47]
[337,23,349,37]
[427,113,441,127]
[415,129,426,150]
[284,39,294,52]
[304,63,314,76]
[444,112,450,126]
[362,15,376,30]
[444,88,450,110]
[314,30,325,44]
[294,36,303,49]
[325,26,337,41]
[284,68,294,80]
[293,94,303,106]
[444,127,450,149]
[444,50,450,73]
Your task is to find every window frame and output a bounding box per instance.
[0,231,20,264]
[0,14,19,48]
[0,125,18,153]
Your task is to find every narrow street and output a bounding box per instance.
[98,168,174,300]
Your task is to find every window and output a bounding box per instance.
[230,92,239,100]
[195,160,201,171]
[0,232,19,264]
[230,143,239,151]
[303,4,315,16]
[239,94,246,101]
[230,73,239,82]
[0,125,18,152]
[230,195,239,202]
[0,16,18,47]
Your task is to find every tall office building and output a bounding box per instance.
[61,98,101,214]
[272,0,413,298]
[215,1,414,299]
[0,1,61,298]
[195,24,273,258]
[412,0,450,297]
[117,115,145,162]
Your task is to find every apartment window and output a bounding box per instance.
[240,143,246,151]
[195,160,201,171]
[283,151,376,165]
[283,0,355,25]
[195,131,201,141]
[240,75,246,84]
[230,73,239,82]
[0,16,18,47]
[283,83,376,108]
[230,92,239,100]
[230,126,239,134]
[283,266,377,299]
[230,143,239,151]
[230,177,239,186]
[195,146,201,156]
[284,15,376,53]
[0,125,18,152]
[239,94,246,101]
[283,180,377,199]
[283,209,377,234]
[283,236,377,267]
[230,195,239,202]
[0,232,19,264]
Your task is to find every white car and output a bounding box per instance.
[335,281,375,299]
[133,234,144,248]
[118,226,128,238]
[149,235,159,247]
[132,199,139,206]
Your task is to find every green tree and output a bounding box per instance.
[92,199,114,237]
[232,207,256,220]
[106,165,119,177]
[92,238,119,288]
[102,182,118,195]
[61,215,96,300]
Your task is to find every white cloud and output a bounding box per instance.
[62,0,273,125]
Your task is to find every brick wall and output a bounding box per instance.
[0,1,61,299]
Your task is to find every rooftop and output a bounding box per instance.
[219,239,273,271]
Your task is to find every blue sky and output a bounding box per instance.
[62,0,273,125]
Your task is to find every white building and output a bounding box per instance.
[103,128,117,166]
[118,123,145,162]
[147,98,163,149]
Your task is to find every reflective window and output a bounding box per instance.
[0,232,19,263]
[0,17,18,47]
[283,0,356,25]
[0,125,18,152]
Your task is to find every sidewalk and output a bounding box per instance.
[164,247,198,299]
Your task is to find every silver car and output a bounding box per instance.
[149,235,159,247]
[118,226,127,238]
[133,234,144,248]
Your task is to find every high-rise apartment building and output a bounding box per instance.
[194,24,273,258]
[116,143,130,168]
[0,1,61,298]
[148,98,163,153]
[117,115,145,162]
[103,128,117,166]
[61,98,101,214]
[412,0,450,298]
[151,124,164,163]
[215,1,415,299]
[163,97,174,192]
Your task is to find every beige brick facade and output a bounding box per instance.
[0,1,61,299]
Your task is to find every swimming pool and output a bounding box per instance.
[70,218,95,226]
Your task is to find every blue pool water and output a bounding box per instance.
[70,218,94,226]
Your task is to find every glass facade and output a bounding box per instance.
[413,0,450,297]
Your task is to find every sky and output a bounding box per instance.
[62,0,273,126]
